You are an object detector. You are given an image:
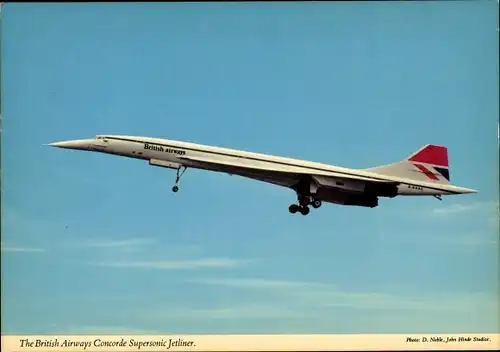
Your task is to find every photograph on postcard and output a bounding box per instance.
[1,1,498,350]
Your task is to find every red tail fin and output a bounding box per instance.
[407,144,449,167]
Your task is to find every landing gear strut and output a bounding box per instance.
[172,166,187,193]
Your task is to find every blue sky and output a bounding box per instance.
[1,1,499,335]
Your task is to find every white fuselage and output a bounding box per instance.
[75,135,474,198]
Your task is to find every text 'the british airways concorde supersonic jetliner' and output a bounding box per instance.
[47,135,477,216]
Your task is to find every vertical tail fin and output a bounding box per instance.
[365,144,450,184]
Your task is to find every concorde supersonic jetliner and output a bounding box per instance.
[46,135,477,216]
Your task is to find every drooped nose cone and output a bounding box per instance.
[45,139,93,150]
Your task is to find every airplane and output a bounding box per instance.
[46,135,477,216]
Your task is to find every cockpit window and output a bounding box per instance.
[95,135,110,142]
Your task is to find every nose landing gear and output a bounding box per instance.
[172,166,187,193]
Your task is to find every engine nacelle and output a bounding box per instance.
[364,183,399,198]
[344,194,379,208]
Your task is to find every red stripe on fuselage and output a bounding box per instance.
[413,163,439,180]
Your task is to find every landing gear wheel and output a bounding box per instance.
[312,200,322,209]
[289,204,300,214]
[172,186,179,193]
[300,206,310,216]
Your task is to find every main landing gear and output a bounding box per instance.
[172,166,187,193]
[288,195,322,216]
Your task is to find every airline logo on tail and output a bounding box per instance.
[408,145,450,182]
